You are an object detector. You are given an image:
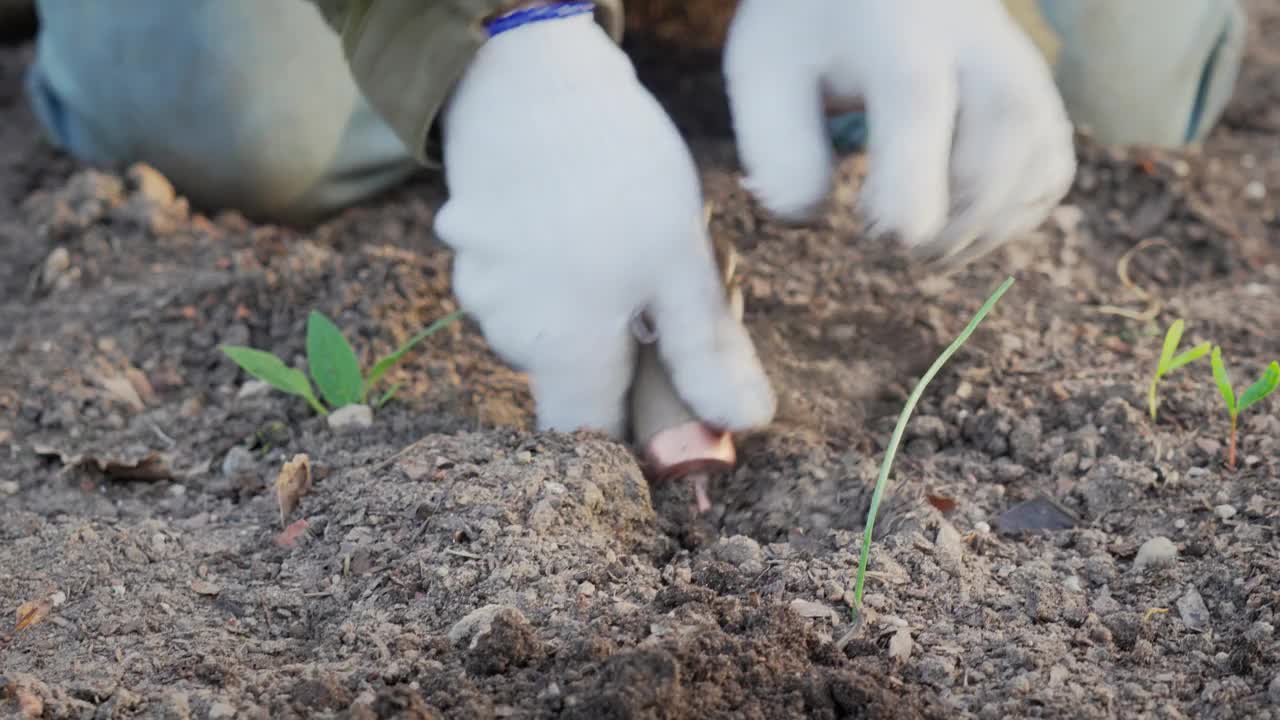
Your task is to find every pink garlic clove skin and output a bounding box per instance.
[631,336,736,515]
[628,203,748,514]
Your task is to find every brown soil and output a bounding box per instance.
[3,4,1279,719]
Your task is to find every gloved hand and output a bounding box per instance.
[434,6,776,439]
[723,0,1078,268]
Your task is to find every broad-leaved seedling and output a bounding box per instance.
[221,309,462,417]
[1147,319,1211,421]
[1209,347,1279,470]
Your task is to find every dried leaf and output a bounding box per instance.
[925,494,957,513]
[275,519,310,548]
[16,687,43,719]
[15,598,52,631]
[33,445,172,482]
[190,580,221,596]
[125,367,157,405]
[275,453,312,526]
[888,627,914,661]
[93,372,146,412]
[994,494,1080,534]
[789,599,837,621]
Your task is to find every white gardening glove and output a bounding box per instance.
[434,9,776,439]
[723,0,1078,268]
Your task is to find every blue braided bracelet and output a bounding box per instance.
[486,1,597,38]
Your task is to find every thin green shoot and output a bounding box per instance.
[851,275,1015,621]
[1210,347,1279,470]
[1147,319,1211,421]
[220,309,462,417]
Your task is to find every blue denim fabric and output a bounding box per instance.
[827,111,869,155]
[26,0,417,224]
[1035,0,1245,148]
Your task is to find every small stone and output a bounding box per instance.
[579,481,604,512]
[1008,416,1042,462]
[1245,181,1266,202]
[191,580,222,596]
[789,599,837,622]
[933,520,964,575]
[1268,675,1280,705]
[41,246,71,287]
[528,499,558,531]
[862,592,888,609]
[995,494,1079,533]
[973,521,990,534]
[221,446,256,478]
[207,701,237,720]
[127,163,176,206]
[713,535,764,575]
[1213,504,1236,521]
[1195,438,1221,455]
[1063,575,1084,593]
[1133,537,1177,572]
[460,607,542,676]
[327,404,373,431]
[448,604,509,647]
[888,627,914,661]
[0,480,19,496]
[15,687,43,719]
[1173,519,1187,530]
[1245,620,1275,646]
[1051,204,1085,235]
[1246,495,1267,517]
[908,415,948,442]
[918,655,958,686]
[824,581,844,602]
[1176,588,1210,631]
[236,380,273,400]
[1092,593,1122,615]
[578,582,596,597]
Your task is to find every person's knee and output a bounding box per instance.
[150,103,418,225]
[26,0,417,225]
[1033,0,1246,148]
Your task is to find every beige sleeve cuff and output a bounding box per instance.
[306,0,625,168]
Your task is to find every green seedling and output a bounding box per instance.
[1147,319,1211,421]
[852,275,1014,621]
[1209,347,1279,470]
[220,309,463,417]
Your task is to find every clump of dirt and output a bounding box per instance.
[3,3,1280,718]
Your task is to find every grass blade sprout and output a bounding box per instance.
[852,276,1015,619]
[1148,319,1211,421]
